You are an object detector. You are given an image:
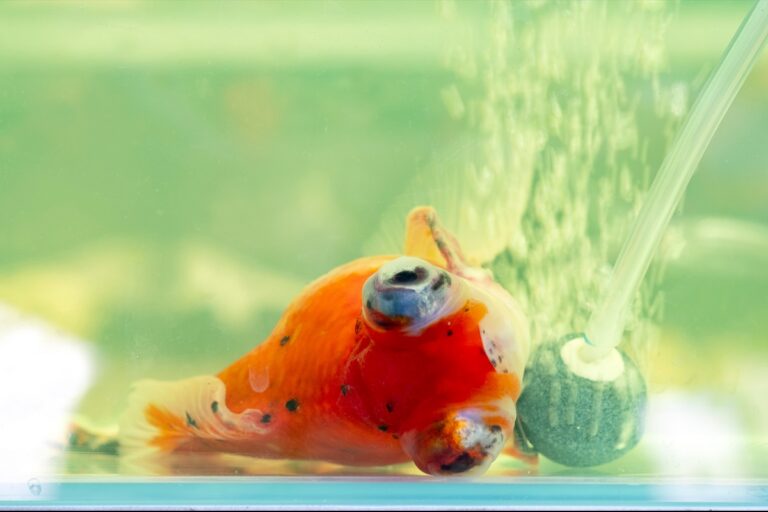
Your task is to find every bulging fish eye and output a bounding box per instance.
[362,256,457,334]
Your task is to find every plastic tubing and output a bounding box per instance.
[583,0,768,359]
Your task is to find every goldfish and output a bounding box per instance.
[118,206,531,476]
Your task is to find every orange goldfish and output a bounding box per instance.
[118,206,531,475]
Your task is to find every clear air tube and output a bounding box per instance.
[583,0,768,360]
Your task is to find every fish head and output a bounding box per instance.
[359,255,530,475]
[361,255,529,378]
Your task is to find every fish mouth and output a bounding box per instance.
[363,304,412,330]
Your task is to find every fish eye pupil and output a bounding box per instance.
[391,269,421,284]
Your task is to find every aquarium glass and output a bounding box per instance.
[0,0,767,508]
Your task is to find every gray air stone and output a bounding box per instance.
[516,333,647,467]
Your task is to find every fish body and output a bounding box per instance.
[119,207,530,475]
[217,255,407,466]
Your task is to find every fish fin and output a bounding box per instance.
[404,206,450,268]
[404,206,491,283]
[118,375,268,456]
[506,416,539,465]
[68,418,119,455]
[504,443,539,466]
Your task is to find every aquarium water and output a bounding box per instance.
[1,0,767,508]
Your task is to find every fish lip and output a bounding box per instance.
[364,305,412,330]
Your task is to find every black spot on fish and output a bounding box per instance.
[185,412,198,429]
[483,425,504,450]
[354,319,362,335]
[260,414,272,424]
[378,424,388,432]
[391,269,419,284]
[431,272,448,291]
[211,401,219,413]
[464,307,469,313]
[366,299,373,310]
[279,336,290,347]
[285,399,299,412]
[447,329,453,337]
[392,434,399,440]
[440,452,477,473]
[385,402,394,413]
[340,384,350,396]
[491,359,498,368]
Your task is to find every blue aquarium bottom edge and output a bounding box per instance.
[2,477,768,510]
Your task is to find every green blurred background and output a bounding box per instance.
[0,0,766,478]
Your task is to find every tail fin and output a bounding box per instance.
[68,418,119,455]
[118,375,269,457]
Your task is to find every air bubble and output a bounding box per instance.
[27,478,42,497]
